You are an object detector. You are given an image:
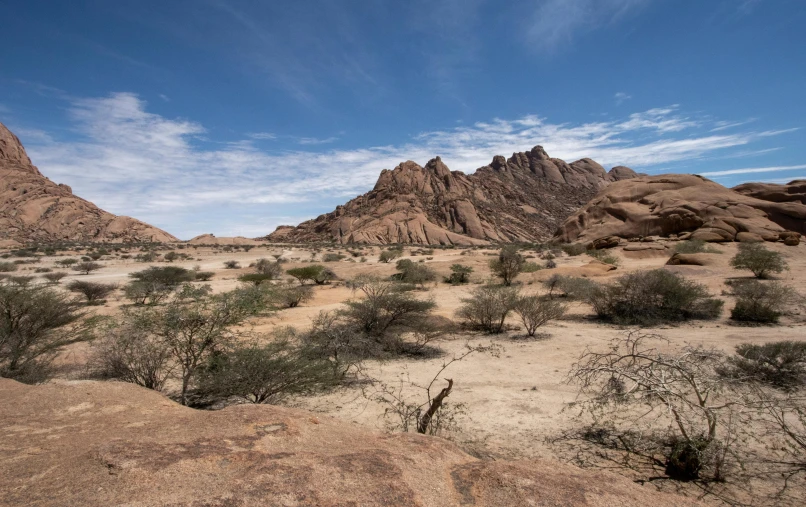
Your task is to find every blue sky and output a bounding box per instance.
[1,0,804,239]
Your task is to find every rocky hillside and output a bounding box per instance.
[0,122,177,246]
[0,379,702,507]
[733,179,806,205]
[555,174,806,245]
[266,146,639,245]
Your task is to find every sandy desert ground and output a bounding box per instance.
[7,239,805,503]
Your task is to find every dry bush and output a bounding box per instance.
[72,261,103,275]
[456,284,520,333]
[514,295,567,337]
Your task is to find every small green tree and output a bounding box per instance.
[730,243,788,279]
[72,261,103,275]
[42,271,68,284]
[489,246,524,286]
[445,264,473,284]
[238,273,274,286]
[67,280,118,304]
[286,265,335,285]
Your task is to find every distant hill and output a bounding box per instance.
[0,121,177,246]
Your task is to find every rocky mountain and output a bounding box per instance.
[0,378,702,506]
[0,122,177,247]
[732,179,806,205]
[555,174,805,245]
[266,146,639,245]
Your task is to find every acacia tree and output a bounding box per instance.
[730,243,788,279]
[120,287,265,405]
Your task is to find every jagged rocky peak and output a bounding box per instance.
[266,145,641,245]
[0,122,34,169]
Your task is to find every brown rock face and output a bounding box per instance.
[733,179,806,205]
[0,379,701,507]
[265,146,641,245]
[555,174,806,244]
[0,122,177,244]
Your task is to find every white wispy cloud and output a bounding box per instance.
[700,164,806,177]
[19,92,797,238]
[297,136,339,145]
[526,0,648,52]
[614,92,631,105]
[249,132,277,140]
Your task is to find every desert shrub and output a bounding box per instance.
[238,273,274,286]
[87,320,174,391]
[730,242,788,279]
[310,277,446,358]
[7,276,35,286]
[253,258,283,278]
[586,249,620,266]
[543,274,599,300]
[322,253,346,262]
[489,246,524,286]
[720,341,806,391]
[728,280,797,323]
[42,271,68,284]
[561,243,587,256]
[286,265,335,285]
[545,259,557,269]
[34,267,51,273]
[445,264,473,285]
[393,259,436,287]
[456,284,520,333]
[135,251,158,262]
[67,280,118,304]
[521,261,543,273]
[378,247,404,263]
[131,266,195,285]
[223,260,241,269]
[514,295,567,336]
[72,261,103,275]
[0,261,19,273]
[88,252,103,261]
[124,281,173,305]
[0,281,91,383]
[55,258,78,267]
[266,282,314,308]
[195,339,336,404]
[587,269,723,325]
[674,239,720,254]
[194,271,214,281]
[163,251,179,262]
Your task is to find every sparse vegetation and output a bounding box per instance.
[445,264,473,285]
[392,259,436,287]
[0,262,18,273]
[378,247,404,263]
[674,239,720,254]
[223,260,241,269]
[286,265,335,285]
[720,341,806,391]
[42,271,68,284]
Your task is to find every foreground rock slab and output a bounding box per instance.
[0,379,700,506]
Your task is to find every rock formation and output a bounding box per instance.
[265,146,640,245]
[555,174,806,244]
[0,379,702,506]
[188,233,264,246]
[733,179,806,205]
[0,122,177,245]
